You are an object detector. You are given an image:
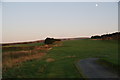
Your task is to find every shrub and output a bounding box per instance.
[44,37,61,44]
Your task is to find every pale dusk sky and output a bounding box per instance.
[1,1,118,43]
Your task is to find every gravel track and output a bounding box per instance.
[76,58,119,79]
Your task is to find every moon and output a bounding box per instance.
[96,4,98,6]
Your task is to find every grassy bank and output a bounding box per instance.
[2,42,50,71]
[3,39,118,78]
[2,42,44,53]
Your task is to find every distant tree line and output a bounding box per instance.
[91,32,120,40]
[44,37,61,44]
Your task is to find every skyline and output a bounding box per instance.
[2,2,118,43]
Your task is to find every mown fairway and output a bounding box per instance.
[3,39,118,78]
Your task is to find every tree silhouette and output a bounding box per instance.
[44,37,61,44]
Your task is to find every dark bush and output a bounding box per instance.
[44,37,61,44]
[91,35,101,39]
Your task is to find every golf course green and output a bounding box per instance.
[3,39,118,78]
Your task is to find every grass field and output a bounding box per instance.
[2,42,44,53]
[3,42,44,47]
[2,39,118,78]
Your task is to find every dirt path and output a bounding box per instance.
[76,58,118,78]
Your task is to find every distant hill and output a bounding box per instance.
[61,37,90,40]
[1,37,90,46]
[2,40,44,46]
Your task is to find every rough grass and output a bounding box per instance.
[3,42,44,47]
[3,39,118,78]
[2,44,52,71]
[2,42,44,53]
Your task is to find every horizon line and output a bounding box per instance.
[1,31,119,44]
[1,36,90,44]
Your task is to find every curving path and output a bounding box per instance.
[76,58,119,79]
